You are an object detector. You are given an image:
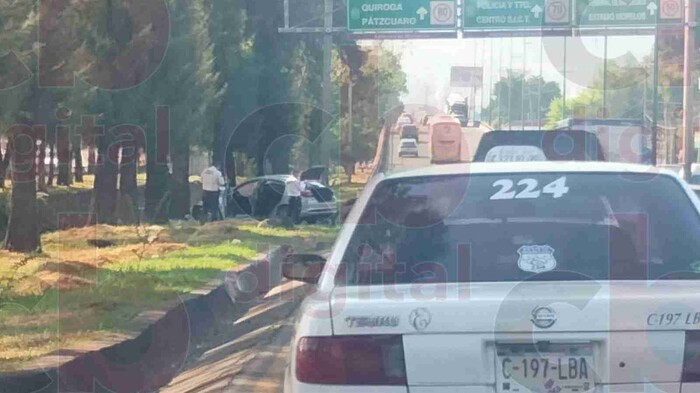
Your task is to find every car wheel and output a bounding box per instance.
[274,205,292,227]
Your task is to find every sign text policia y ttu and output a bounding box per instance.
[347,0,682,31]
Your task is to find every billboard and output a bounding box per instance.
[450,66,483,88]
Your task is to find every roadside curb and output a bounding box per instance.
[223,244,290,304]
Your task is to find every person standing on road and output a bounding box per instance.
[201,163,225,221]
[284,169,305,227]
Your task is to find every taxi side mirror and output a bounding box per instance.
[282,254,326,284]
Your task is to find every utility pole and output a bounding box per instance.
[348,78,354,146]
[321,0,340,168]
[683,0,696,181]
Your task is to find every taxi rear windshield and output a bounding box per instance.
[337,173,700,285]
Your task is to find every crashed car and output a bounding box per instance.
[226,166,337,224]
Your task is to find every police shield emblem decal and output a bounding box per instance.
[517,245,557,273]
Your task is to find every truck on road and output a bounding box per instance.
[446,94,469,126]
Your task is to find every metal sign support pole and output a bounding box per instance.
[538,38,544,128]
[522,38,526,130]
[563,36,567,120]
[322,0,334,172]
[683,0,696,181]
[481,38,486,121]
[473,40,478,122]
[602,35,608,118]
[652,31,659,165]
[508,36,514,131]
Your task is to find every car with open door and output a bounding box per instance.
[227,166,337,224]
[282,161,700,393]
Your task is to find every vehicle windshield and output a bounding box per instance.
[338,173,700,285]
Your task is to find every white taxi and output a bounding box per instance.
[282,162,700,393]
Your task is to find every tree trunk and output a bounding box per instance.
[47,142,55,186]
[225,145,236,187]
[0,137,10,188]
[37,137,47,192]
[92,133,119,224]
[87,143,96,174]
[73,133,84,183]
[56,124,71,185]
[342,157,355,184]
[145,107,170,223]
[118,145,139,224]
[270,147,290,174]
[145,156,170,223]
[4,126,40,252]
[169,142,190,219]
[256,142,266,176]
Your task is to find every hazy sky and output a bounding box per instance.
[374,35,655,115]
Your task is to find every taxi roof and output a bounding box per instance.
[383,161,678,180]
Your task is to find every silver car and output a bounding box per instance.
[227,167,337,224]
[399,138,419,157]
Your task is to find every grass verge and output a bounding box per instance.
[0,219,338,372]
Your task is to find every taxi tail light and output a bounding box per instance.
[683,330,700,382]
[296,335,407,385]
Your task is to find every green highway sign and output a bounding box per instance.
[577,0,682,26]
[347,0,457,31]
[463,0,571,29]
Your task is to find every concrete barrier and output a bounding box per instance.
[224,244,294,303]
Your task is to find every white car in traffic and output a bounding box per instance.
[283,161,700,393]
[399,138,419,158]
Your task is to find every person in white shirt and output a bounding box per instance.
[284,169,305,226]
[201,163,225,221]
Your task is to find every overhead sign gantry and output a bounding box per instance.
[343,0,683,34]
[347,0,457,30]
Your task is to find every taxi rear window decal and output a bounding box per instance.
[490,176,569,200]
[517,245,557,273]
[485,145,547,162]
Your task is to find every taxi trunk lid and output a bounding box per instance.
[329,281,699,387]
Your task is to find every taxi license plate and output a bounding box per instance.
[496,344,595,393]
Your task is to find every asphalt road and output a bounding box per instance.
[160,281,306,393]
[387,124,488,173]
